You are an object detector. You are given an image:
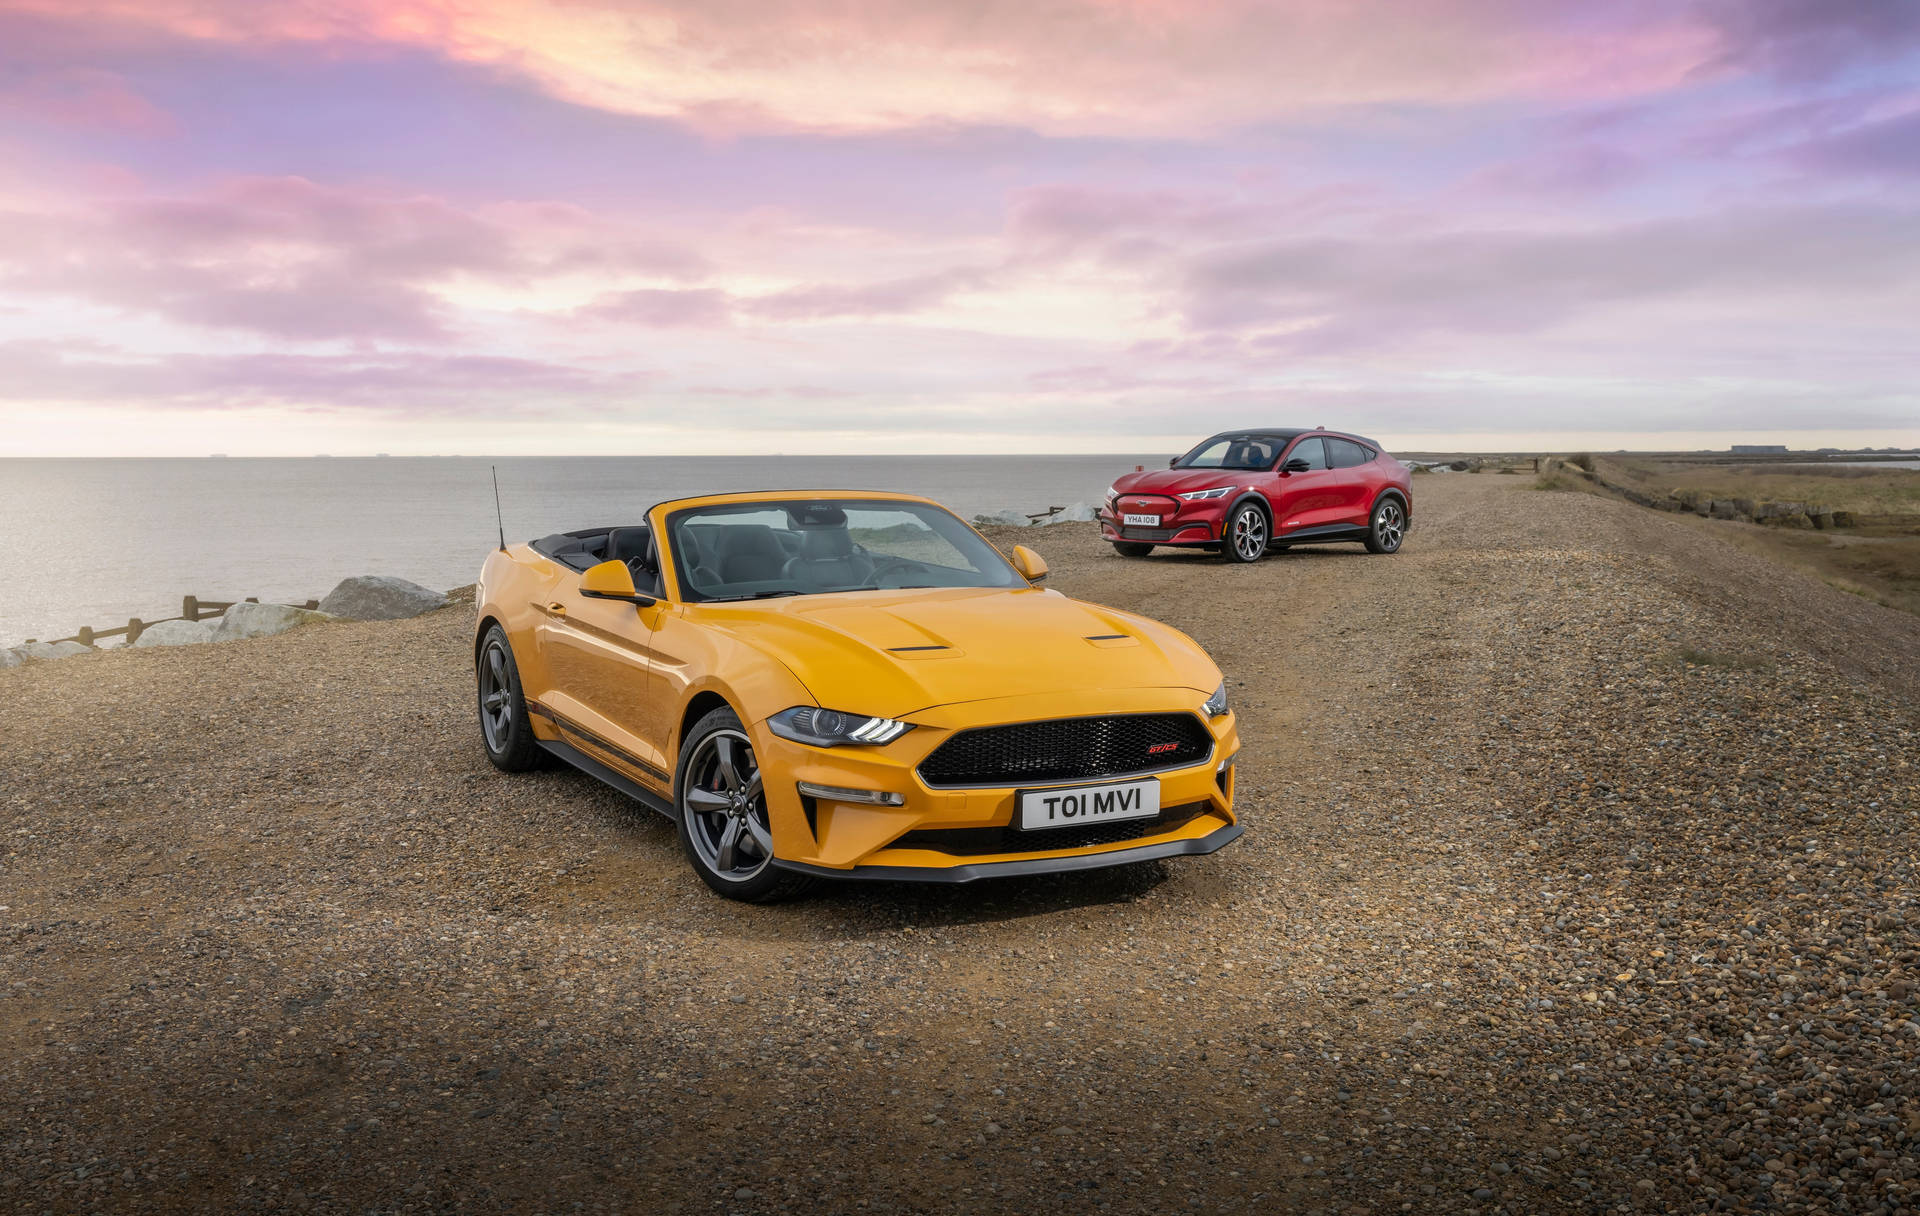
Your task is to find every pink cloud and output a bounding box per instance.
[0,67,174,134]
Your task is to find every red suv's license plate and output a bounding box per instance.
[1122,513,1160,526]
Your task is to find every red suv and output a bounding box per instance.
[1100,428,1412,563]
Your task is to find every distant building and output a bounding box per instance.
[1731,444,1788,454]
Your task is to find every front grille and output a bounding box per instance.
[892,802,1210,857]
[917,713,1213,788]
[1120,526,1180,541]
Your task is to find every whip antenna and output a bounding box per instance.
[491,465,507,551]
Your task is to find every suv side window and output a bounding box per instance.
[1286,437,1329,470]
[1327,438,1371,469]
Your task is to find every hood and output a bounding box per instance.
[695,587,1218,719]
[1111,467,1258,497]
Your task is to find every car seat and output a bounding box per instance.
[782,528,873,589]
[720,525,791,584]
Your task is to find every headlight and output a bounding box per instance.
[768,706,912,747]
[1105,483,1119,502]
[1202,681,1229,717]
[1178,486,1234,501]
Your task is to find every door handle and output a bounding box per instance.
[547,601,567,618]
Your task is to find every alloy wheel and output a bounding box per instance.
[479,640,513,753]
[1231,507,1267,561]
[1375,501,1404,551]
[683,729,774,880]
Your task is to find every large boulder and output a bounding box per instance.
[318,575,448,621]
[969,510,1030,529]
[11,640,91,661]
[1041,502,1100,524]
[1,648,22,668]
[213,601,335,641]
[133,619,215,647]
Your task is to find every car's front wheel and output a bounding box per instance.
[477,625,544,772]
[1221,503,1268,563]
[1365,497,1406,554]
[1111,541,1153,557]
[675,707,814,902]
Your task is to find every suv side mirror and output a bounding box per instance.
[580,559,657,606]
[1009,545,1049,584]
[1168,457,1178,467]
[1283,458,1312,473]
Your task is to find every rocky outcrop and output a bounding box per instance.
[1,647,22,668]
[133,619,215,647]
[8,640,92,662]
[213,602,335,641]
[970,509,1031,528]
[1040,502,1100,524]
[318,576,448,621]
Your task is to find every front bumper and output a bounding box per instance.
[753,690,1240,880]
[774,821,1242,883]
[1098,499,1229,546]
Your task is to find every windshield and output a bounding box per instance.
[665,498,1027,602]
[1173,434,1286,470]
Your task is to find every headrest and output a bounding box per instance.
[606,527,652,566]
[800,528,854,559]
[726,524,788,558]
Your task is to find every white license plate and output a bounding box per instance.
[1018,778,1160,831]
[1122,513,1160,526]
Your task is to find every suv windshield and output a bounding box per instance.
[1174,434,1288,470]
[666,498,1026,602]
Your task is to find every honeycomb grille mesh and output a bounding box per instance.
[916,713,1212,788]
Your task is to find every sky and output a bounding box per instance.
[0,0,1917,456]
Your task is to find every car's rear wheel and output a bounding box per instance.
[1111,541,1153,557]
[1365,497,1406,554]
[1221,503,1268,563]
[676,707,814,902]
[477,625,544,772]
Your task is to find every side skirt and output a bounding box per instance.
[537,737,678,820]
[1274,524,1370,545]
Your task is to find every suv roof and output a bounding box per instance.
[1200,427,1386,450]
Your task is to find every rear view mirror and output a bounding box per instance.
[1009,545,1049,584]
[580,559,656,606]
[1283,458,1311,473]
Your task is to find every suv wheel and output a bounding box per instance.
[1365,497,1406,554]
[1221,503,1268,563]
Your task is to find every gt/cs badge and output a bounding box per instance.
[1147,742,1179,754]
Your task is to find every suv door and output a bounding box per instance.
[1271,436,1333,532]
[1323,438,1376,525]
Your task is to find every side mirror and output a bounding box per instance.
[1283,458,1311,473]
[1009,545,1049,584]
[580,559,656,606]
[1168,457,1178,467]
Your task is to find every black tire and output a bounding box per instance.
[1221,502,1269,563]
[477,625,545,772]
[1111,541,1153,557]
[1365,496,1407,554]
[674,707,815,903]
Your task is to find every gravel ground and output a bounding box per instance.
[3,476,1916,1215]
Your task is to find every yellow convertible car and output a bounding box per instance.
[474,490,1241,900]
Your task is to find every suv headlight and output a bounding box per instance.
[1105,483,1119,503]
[1178,486,1234,501]
[769,706,912,747]
[1202,681,1229,717]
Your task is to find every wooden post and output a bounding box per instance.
[126,618,144,645]
[183,595,199,620]
[77,625,94,647]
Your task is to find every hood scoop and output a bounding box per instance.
[1084,633,1138,648]
[886,643,961,660]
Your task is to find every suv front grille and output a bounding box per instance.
[1119,526,1180,541]
[891,802,1210,857]
[916,713,1213,789]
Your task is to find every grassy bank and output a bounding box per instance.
[1569,457,1920,615]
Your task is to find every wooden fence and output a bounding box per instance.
[28,594,320,648]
